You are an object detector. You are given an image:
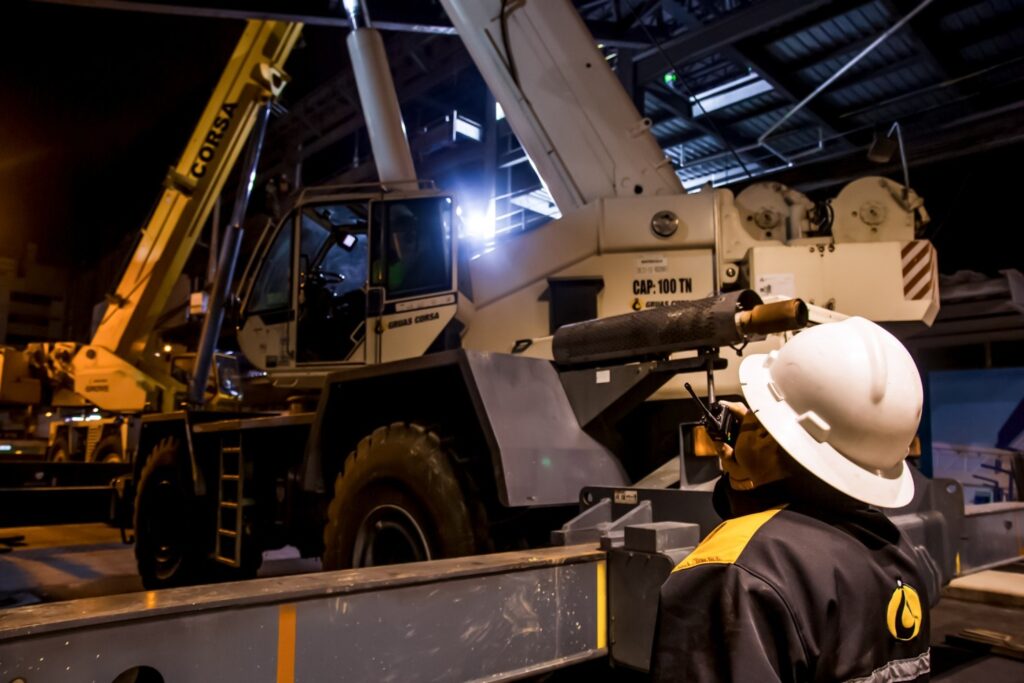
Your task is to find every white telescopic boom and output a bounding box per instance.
[439,0,683,213]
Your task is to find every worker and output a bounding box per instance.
[263,173,293,219]
[652,317,933,682]
[386,204,422,291]
[373,202,447,296]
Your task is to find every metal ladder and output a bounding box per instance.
[85,426,102,461]
[215,436,247,567]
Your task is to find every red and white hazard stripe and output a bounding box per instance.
[901,241,933,300]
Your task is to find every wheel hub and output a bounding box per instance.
[353,504,431,567]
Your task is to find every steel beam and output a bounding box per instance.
[787,31,897,75]
[747,98,1024,190]
[635,0,856,171]
[34,0,458,33]
[728,42,847,147]
[260,42,473,184]
[958,503,1024,572]
[646,87,747,150]
[0,545,607,682]
[879,0,953,81]
[34,0,665,46]
[633,0,836,85]
[923,2,1024,54]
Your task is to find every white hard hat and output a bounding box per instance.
[738,317,923,507]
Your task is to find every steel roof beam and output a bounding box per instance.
[922,2,1024,52]
[726,45,844,146]
[260,44,474,183]
[34,0,458,33]
[35,0,667,47]
[646,86,752,152]
[657,130,711,155]
[633,0,841,85]
[829,54,929,95]
[786,31,892,75]
[757,97,1024,190]
[741,0,878,48]
[879,0,957,86]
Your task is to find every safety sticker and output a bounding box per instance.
[635,254,669,275]
[755,273,795,298]
[614,490,638,505]
[395,293,456,312]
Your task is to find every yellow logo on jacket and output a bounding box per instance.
[886,579,922,641]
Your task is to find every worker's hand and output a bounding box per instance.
[715,401,749,458]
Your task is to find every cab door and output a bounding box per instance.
[367,196,458,364]
[294,201,370,366]
[237,212,297,372]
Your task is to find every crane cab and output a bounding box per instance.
[236,184,458,388]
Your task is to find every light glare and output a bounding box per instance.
[464,205,495,240]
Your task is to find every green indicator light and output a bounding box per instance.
[663,71,678,86]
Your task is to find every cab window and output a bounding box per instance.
[247,221,293,313]
[371,197,453,299]
[299,203,368,300]
[297,202,369,363]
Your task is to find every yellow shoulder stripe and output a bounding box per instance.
[673,507,785,572]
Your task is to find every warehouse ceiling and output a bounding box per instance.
[22,0,1024,260]
[40,0,1024,192]
[612,0,1024,190]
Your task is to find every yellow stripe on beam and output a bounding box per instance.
[596,560,607,650]
[277,603,296,683]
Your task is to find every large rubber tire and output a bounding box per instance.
[323,423,482,570]
[133,437,214,589]
[92,434,124,463]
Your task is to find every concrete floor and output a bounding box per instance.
[0,523,320,608]
[931,597,1024,681]
[930,563,1024,681]
[3,524,1024,679]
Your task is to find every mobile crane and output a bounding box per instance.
[119,0,942,590]
[0,20,302,467]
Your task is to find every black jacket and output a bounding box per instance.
[651,478,931,682]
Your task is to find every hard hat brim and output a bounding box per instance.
[739,352,915,508]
